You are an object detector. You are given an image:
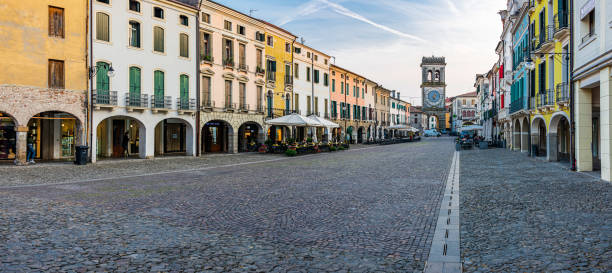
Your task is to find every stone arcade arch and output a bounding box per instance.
[548,112,571,162]
[0,112,17,161]
[94,116,147,160]
[202,119,233,153]
[513,119,521,151]
[531,116,547,157]
[357,126,364,143]
[26,111,85,161]
[521,118,529,153]
[238,121,264,152]
[154,118,194,156]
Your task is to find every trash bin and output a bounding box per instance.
[74,146,89,165]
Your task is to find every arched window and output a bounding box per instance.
[95,61,110,92]
[435,70,440,81]
[427,70,433,81]
[96,12,110,41]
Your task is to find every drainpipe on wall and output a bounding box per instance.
[569,0,576,171]
[88,0,94,162]
[196,0,203,157]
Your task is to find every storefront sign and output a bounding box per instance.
[580,0,595,20]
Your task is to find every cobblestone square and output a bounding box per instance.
[0,139,454,272]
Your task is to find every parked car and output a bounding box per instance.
[440,129,448,135]
[424,129,441,137]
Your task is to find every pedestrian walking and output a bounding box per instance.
[26,134,35,164]
[122,132,130,158]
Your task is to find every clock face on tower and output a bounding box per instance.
[427,90,441,105]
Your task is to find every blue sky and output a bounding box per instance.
[215,0,506,105]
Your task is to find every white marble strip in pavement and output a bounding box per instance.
[424,151,461,273]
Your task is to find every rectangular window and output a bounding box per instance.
[48,59,64,89]
[285,42,291,52]
[314,97,318,115]
[332,79,335,92]
[294,63,299,79]
[201,32,211,60]
[324,73,329,86]
[362,88,364,98]
[154,7,164,19]
[202,76,211,105]
[294,94,299,112]
[306,67,311,82]
[341,82,344,94]
[129,21,141,47]
[179,15,188,26]
[225,80,232,108]
[257,86,263,110]
[239,82,246,108]
[237,25,245,35]
[324,99,328,116]
[314,70,319,83]
[154,26,164,52]
[201,12,210,23]
[180,74,189,102]
[267,36,273,47]
[256,48,263,70]
[239,43,246,69]
[223,39,233,65]
[96,12,109,41]
[307,96,311,115]
[224,20,232,31]
[129,0,141,12]
[49,6,64,38]
[179,33,189,57]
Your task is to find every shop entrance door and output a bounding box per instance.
[165,123,183,153]
[593,116,601,170]
[112,120,125,157]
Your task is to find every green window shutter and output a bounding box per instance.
[129,67,141,96]
[154,70,164,97]
[180,75,189,100]
[95,62,109,93]
[332,79,335,92]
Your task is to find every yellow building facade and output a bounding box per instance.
[528,0,571,161]
[263,22,296,114]
[0,0,88,164]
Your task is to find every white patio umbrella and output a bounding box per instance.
[266,113,323,141]
[308,115,340,142]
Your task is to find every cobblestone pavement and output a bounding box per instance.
[0,139,453,272]
[460,148,612,272]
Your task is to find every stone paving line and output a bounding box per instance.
[0,138,453,272]
[0,144,380,188]
[460,148,612,272]
[425,150,461,273]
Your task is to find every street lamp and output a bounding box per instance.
[89,63,115,79]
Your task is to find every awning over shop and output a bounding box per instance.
[307,115,340,128]
[265,113,322,127]
[459,125,484,132]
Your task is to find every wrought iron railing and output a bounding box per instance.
[542,25,555,45]
[554,11,569,34]
[223,58,234,67]
[225,102,236,111]
[256,66,265,74]
[510,96,525,114]
[266,108,297,119]
[177,98,196,110]
[284,75,293,85]
[201,99,214,109]
[556,82,569,103]
[151,95,172,109]
[239,103,249,111]
[93,90,117,105]
[125,93,148,108]
[266,72,276,82]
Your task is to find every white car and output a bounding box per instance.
[424,129,441,137]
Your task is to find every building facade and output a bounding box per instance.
[510,1,531,153]
[572,0,611,181]
[450,92,478,133]
[292,42,331,141]
[90,0,198,162]
[528,0,571,161]
[374,86,391,139]
[0,0,88,164]
[199,1,267,154]
[329,65,372,143]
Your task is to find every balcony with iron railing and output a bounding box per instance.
[540,25,555,51]
[222,58,235,69]
[93,90,118,109]
[151,95,172,112]
[510,96,526,114]
[536,90,554,109]
[201,99,214,111]
[266,72,276,82]
[284,75,293,86]
[224,102,237,112]
[239,103,249,112]
[530,96,537,111]
[200,54,214,64]
[125,92,148,110]
[177,98,196,114]
[554,10,569,40]
[255,66,265,76]
[238,60,248,72]
[265,108,297,120]
[556,82,569,105]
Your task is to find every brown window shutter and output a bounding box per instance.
[58,61,64,88]
[48,8,54,35]
[48,60,53,87]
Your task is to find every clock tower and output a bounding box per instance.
[420,56,447,130]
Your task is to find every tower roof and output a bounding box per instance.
[421,56,446,65]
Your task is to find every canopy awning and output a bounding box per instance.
[388,124,409,130]
[265,113,323,127]
[307,115,340,128]
[459,125,484,132]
